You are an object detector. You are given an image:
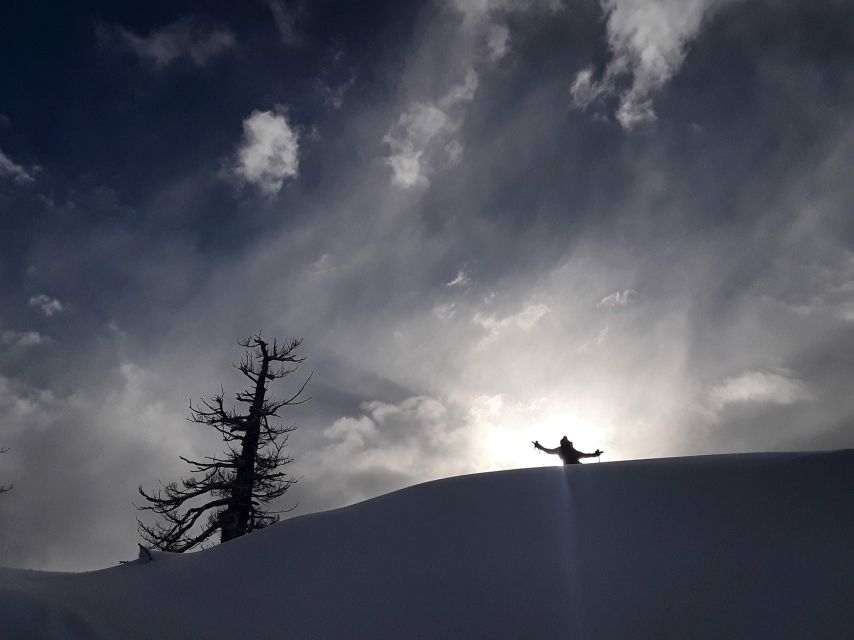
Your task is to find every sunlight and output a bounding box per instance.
[470,395,609,470]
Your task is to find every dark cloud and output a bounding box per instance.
[0,0,852,571]
[268,0,303,47]
[99,16,236,68]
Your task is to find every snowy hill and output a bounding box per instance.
[0,451,851,639]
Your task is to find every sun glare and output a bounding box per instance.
[471,395,609,470]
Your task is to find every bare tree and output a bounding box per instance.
[0,446,11,495]
[137,335,310,551]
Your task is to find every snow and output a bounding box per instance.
[0,450,851,639]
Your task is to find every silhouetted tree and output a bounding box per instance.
[0,446,11,494]
[137,335,310,551]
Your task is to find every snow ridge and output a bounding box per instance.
[0,451,851,639]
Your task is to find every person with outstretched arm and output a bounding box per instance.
[533,436,602,465]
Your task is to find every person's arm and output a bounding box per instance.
[533,441,560,455]
[577,449,603,459]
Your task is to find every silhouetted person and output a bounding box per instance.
[533,436,602,465]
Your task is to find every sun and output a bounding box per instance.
[470,395,607,470]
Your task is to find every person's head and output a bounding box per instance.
[560,436,571,446]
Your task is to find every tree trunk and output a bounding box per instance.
[220,355,269,543]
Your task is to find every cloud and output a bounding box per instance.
[468,393,504,421]
[0,149,35,184]
[446,0,564,63]
[384,69,478,189]
[311,253,336,277]
[384,104,450,188]
[487,24,511,61]
[598,289,637,308]
[438,68,479,110]
[28,294,64,317]
[433,303,457,321]
[446,269,471,287]
[1,331,48,347]
[790,251,854,323]
[322,414,378,451]
[472,302,551,341]
[448,0,565,24]
[0,365,193,570]
[709,370,811,411]
[231,109,300,196]
[445,140,464,166]
[112,17,235,68]
[383,0,572,190]
[268,1,302,46]
[383,104,449,189]
[299,396,470,507]
[318,77,356,110]
[571,0,725,129]
[568,68,599,110]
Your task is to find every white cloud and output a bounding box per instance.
[709,370,811,410]
[446,269,471,287]
[437,68,479,110]
[2,331,48,347]
[367,396,449,429]
[302,396,467,505]
[114,17,234,68]
[384,70,478,189]
[616,94,657,130]
[469,393,504,421]
[0,364,194,570]
[323,415,378,452]
[231,109,299,196]
[384,105,452,189]
[311,253,336,277]
[569,68,600,110]
[448,0,491,21]
[383,3,568,189]
[445,140,464,166]
[445,0,564,66]
[433,303,457,321]
[598,289,637,308]
[571,0,724,129]
[0,376,57,425]
[29,294,64,317]
[487,24,511,61]
[514,303,552,329]
[0,149,35,184]
[473,302,551,340]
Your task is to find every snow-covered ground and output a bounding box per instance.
[0,450,851,639]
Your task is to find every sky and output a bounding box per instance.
[0,0,852,571]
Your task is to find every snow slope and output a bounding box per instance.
[0,451,851,639]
